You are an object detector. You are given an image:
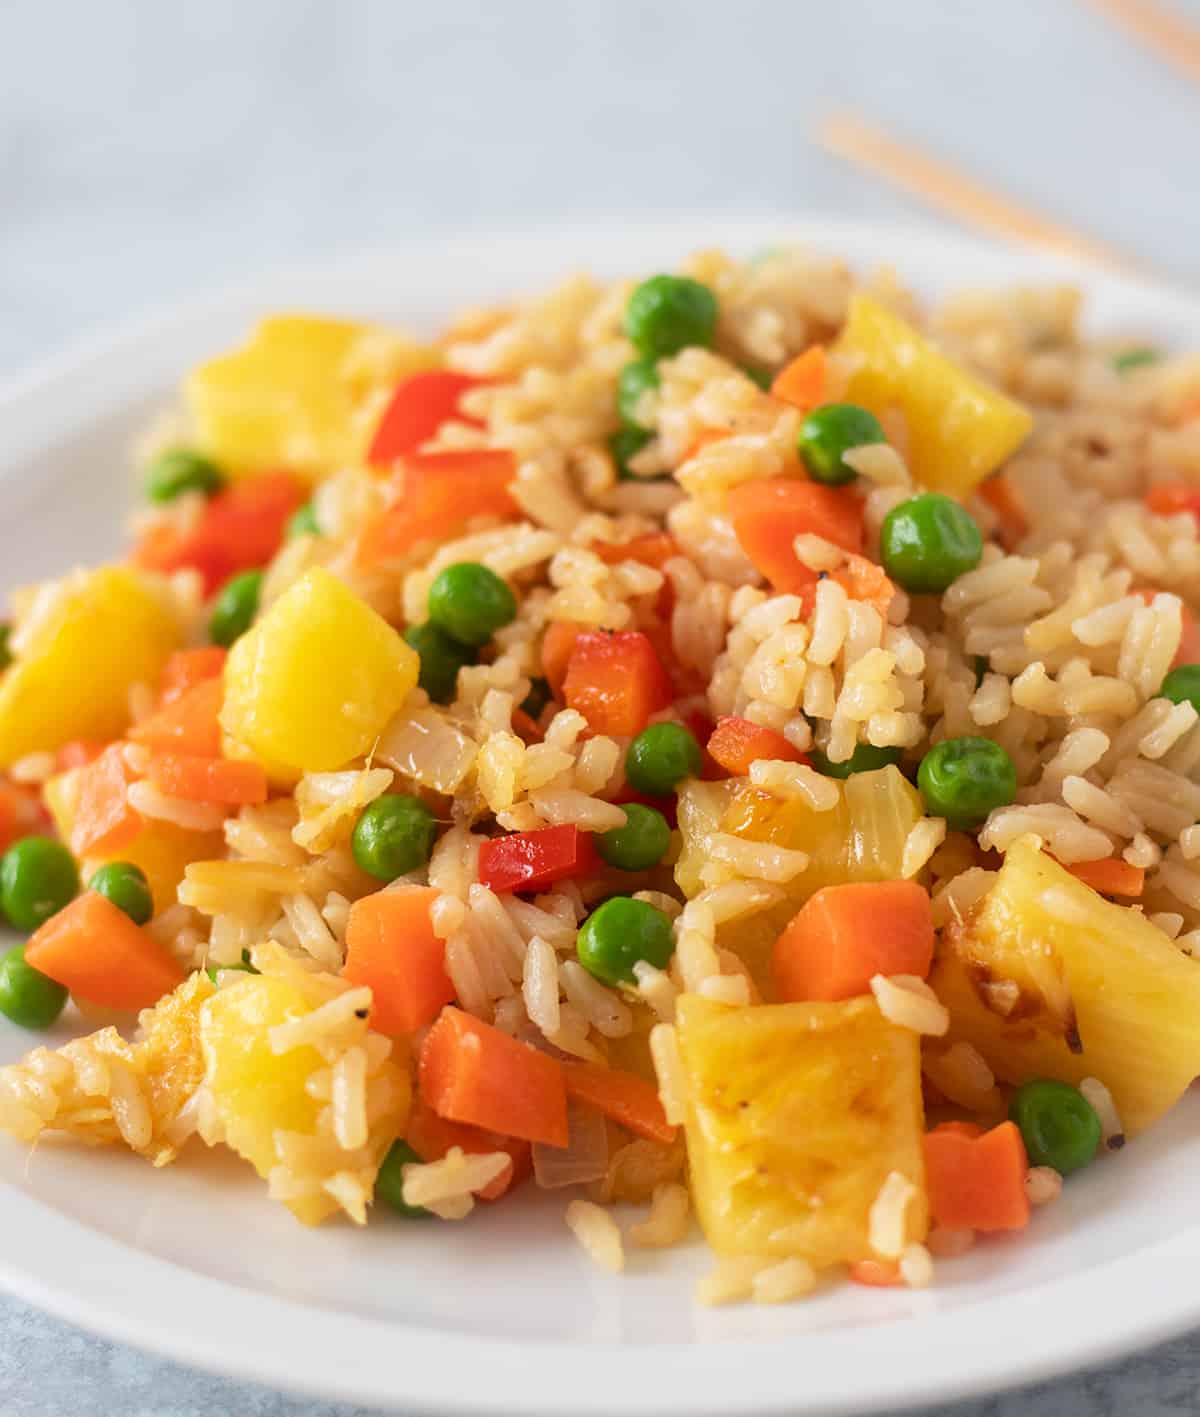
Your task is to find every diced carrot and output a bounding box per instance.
[129,678,223,758]
[159,647,227,704]
[929,1120,984,1140]
[55,739,106,771]
[1175,394,1200,426]
[831,554,896,618]
[978,475,1029,550]
[133,471,304,595]
[70,743,141,858]
[590,532,679,570]
[726,478,863,595]
[366,371,487,465]
[405,1099,530,1201]
[562,630,673,737]
[923,1120,1030,1233]
[0,779,48,854]
[343,887,455,1037]
[355,449,518,566]
[772,880,935,1003]
[1133,587,1200,667]
[541,621,584,698]
[707,716,809,776]
[24,891,185,1010]
[562,1061,676,1144]
[419,1006,569,1147]
[849,1259,902,1288]
[1065,857,1145,898]
[770,345,826,412]
[145,754,268,807]
[478,825,598,894]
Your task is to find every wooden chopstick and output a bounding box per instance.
[818,110,1139,272]
[1084,0,1200,87]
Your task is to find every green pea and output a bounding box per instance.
[1159,664,1200,716]
[796,403,887,486]
[521,676,553,721]
[209,570,263,647]
[595,804,671,872]
[0,624,11,673]
[624,275,718,359]
[0,944,67,1029]
[609,426,652,480]
[286,502,320,539]
[917,735,1016,830]
[376,1139,432,1218]
[1010,1079,1102,1175]
[206,948,260,985]
[0,837,78,933]
[352,794,437,881]
[1111,348,1159,374]
[87,862,153,926]
[810,743,902,779]
[973,654,990,688]
[404,622,475,705]
[617,359,661,430]
[576,896,675,986]
[625,723,703,797]
[880,493,984,594]
[427,562,517,647]
[144,448,224,503]
[742,364,774,391]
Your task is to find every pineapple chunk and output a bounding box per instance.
[186,314,438,480]
[200,963,410,1224]
[835,293,1033,497]
[675,994,926,1266]
[933,835,1200,1135]
[0,566,183,766]
[220,567,418,781]
[719,765,921,902]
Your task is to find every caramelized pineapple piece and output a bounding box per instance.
[934,835,1200,1135]
[675,993,926,1267]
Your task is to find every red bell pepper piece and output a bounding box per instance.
[133,471,305,595]
[367,370,487,465]
[562,630,673,737]
[478,824,598,894]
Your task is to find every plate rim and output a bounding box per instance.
[2,213,1199,1415]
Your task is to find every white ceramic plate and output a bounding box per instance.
[2,218,1200,1416]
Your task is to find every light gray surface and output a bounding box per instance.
[2,0,1200,1412]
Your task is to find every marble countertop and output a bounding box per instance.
[3,0,1200,1412]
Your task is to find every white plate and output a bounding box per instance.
[2,217,1200,1416]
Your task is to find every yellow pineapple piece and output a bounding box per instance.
[186,314,438,480]
[200,961,410,1224]
[0,566,183,766]
[220,566,418,781]
[933,835,1200,1135]
[675,994,926,1266]
[835,293,1033,496]
[719,765,921,901]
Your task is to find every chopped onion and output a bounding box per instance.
[532,1101,609,1190]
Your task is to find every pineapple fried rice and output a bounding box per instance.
[1,245,1200,1302]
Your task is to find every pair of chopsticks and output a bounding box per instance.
[818,0,1197,271]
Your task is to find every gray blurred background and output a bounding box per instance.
[3,1,1200,1413]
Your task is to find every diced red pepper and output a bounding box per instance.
[707,716,810,776]
[133,471,305,595]
[1145,482,1200,522]
[562,630,673,737]
[478,824,599,894]
[611,785,678,829]
[366,370,487,465]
